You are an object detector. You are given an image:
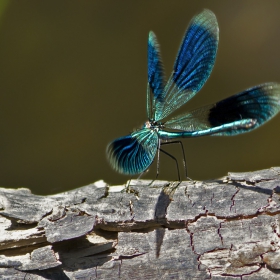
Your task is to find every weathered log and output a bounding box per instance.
[1,167,280,279]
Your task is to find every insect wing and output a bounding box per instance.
[147,31,165,120]
[154,9,219,121]
[106,129,159,175]
[165,83,280,136]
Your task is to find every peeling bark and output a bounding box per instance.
[0,168,280,279]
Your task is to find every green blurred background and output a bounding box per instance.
[0,0,280,194]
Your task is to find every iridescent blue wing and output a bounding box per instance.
[165,83,280,135]
[106,129,159,175]
[154,9,219,121]
[147,31,165,120]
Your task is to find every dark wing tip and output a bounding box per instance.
[208,82,280,135]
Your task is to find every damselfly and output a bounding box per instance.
[107,10,280,179]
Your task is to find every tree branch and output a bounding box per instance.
[1,167,280,279]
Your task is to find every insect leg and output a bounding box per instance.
[161,141,191,180]
[159,148,181,181]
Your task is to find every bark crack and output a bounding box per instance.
[218,222,223,245]
[113,252,147,260]
[230,186,239,213]
[129,200,134,217]
[221,264,262,278]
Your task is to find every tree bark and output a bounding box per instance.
[1,167,280,279]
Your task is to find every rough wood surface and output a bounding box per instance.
[1,167,280,279]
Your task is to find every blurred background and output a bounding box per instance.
[0,1,279,194]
